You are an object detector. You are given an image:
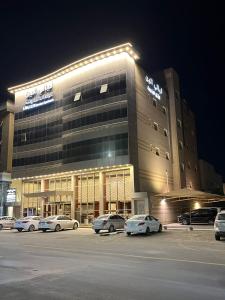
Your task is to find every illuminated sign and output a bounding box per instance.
[6,189,16,203]
[23,82,54,111]
[145,76,162,100]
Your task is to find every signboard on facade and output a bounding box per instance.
[145,76,163,100]
[6,189,16,203]
[23,82,54,111]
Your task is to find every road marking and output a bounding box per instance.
[23,244,225,267]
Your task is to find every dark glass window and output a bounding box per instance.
[63,107,127,131]
[14,120,62,146]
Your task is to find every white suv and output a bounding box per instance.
[214,210,225,241]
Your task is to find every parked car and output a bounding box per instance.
[125,214,162,236]
[38,215,79,232]
[214,210,225,241]
[14,216,41,232]
[92,214,125,233]
[0,216,16,230]
[177,208,218,225]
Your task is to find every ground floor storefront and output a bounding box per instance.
[12,165,134,224]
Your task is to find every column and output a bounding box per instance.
[99,171,104,215]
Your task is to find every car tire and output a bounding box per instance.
[95,229,100,234]
[158,224,162,233]
[28,225,35,232]
[42,229,47,232]
[126,232,131,236]
[55,224,61,232]
[73,222,78,230]
[215,233,220,241]
[182,219,189,225]
[0,224,3,230]
[17,228,23,232]
[108,225,115,233]
[146,227,150,235]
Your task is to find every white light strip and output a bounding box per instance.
[8,43,139,93]
[14,164,132,180]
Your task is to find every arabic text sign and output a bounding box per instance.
[145,76,162,100]
[6,189,16,203]
[23,82,54,111]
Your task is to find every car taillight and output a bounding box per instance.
[22,221,29,223]
[47,221,53,224]
[138,222,145,226]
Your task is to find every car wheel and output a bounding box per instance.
[28,225,35,232]
[182,219,189,225]
[146,227,150,235]
[42,229,47,232]
[208,220,214,225]
[0,224,3,230]
[55,224,61,232]
[73,222,78,230]
[215,233,220,241]
[95,229,100,234]
[17,228,23,232]
[158,224,162,233]
[126,232,131,236]
[108,225,115,233]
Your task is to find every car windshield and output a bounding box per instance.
[218,214,225,220]
[97,215,109,220]
[129,215,146,220]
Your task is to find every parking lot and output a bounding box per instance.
[0,228,225,300]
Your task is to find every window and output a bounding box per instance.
[181,163,185,171]
[165,152,170,160]
[74,92,81,101]
[21,133,27,142]
[153,99,157,107]
[100,84,108,94]
[153,122,158,131]
[177,119,182,128]
[164,129,168,136]
[155,148,160,156]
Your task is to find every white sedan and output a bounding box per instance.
[14,216,41,232]
[125,214,162,236]
[38,215,79,232]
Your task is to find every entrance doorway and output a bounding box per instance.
[43,203,71,218]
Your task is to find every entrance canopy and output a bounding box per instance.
[23,191,73,198]
[155,188,225,203]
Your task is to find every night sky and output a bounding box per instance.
[0,1,224,180]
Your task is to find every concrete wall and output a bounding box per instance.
[134,66,173,195]
[199,159,223,194]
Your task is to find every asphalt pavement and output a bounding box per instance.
[0,228,225,300]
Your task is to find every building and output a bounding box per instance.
[2,43,201,223]
[199,159,223,194]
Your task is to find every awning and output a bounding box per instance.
[23,191,73,198]
[155,188,225,202]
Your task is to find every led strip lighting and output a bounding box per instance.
[8,43,139,93]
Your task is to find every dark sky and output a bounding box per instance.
[0,1,224,179]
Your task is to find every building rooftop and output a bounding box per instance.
[8,43,139,94]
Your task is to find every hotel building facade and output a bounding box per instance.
[1,43,200,223]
